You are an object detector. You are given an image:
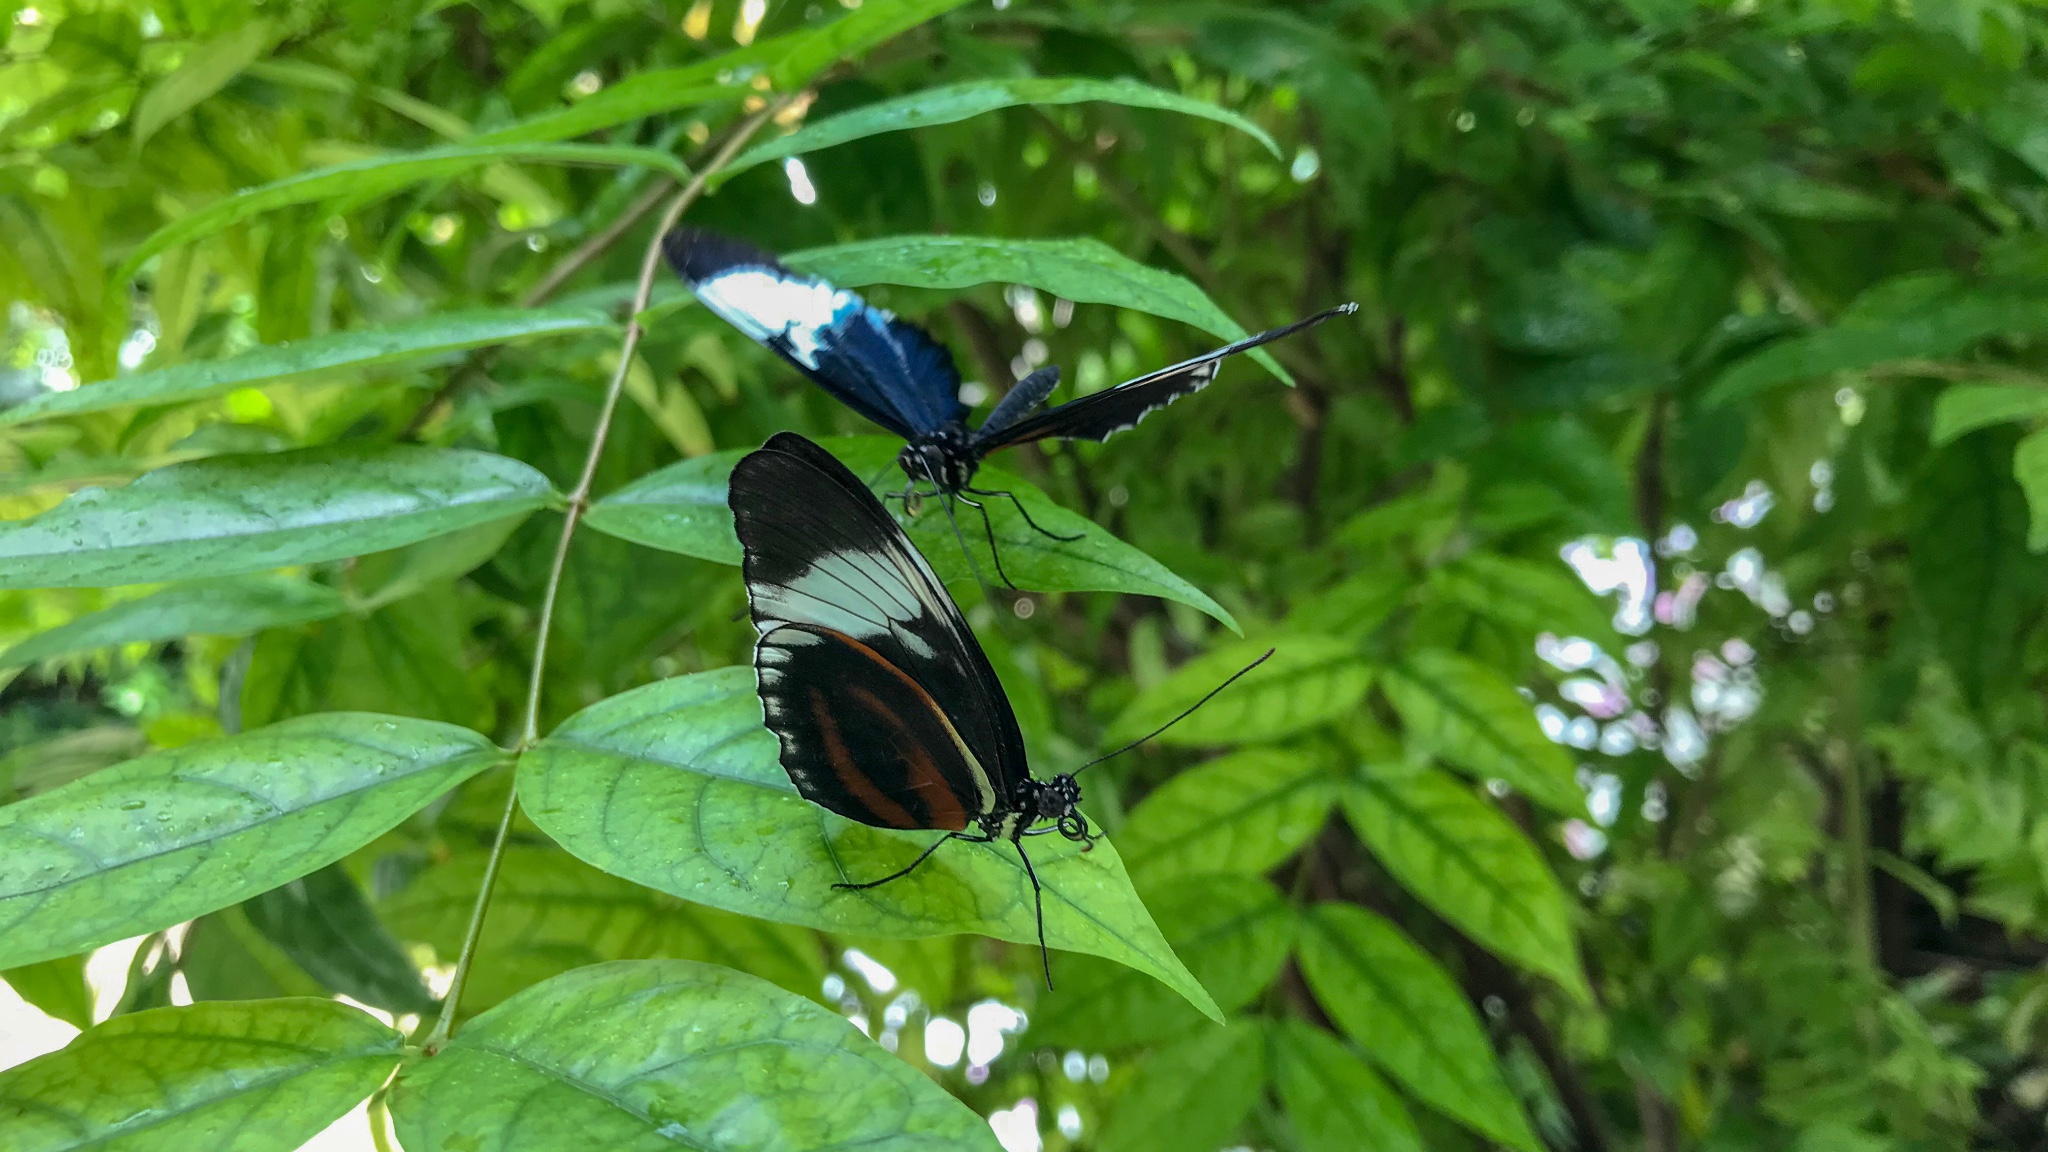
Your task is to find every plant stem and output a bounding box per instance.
[422,100,788,1052]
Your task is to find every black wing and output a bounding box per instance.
[664,228,967,439]
[729,432,1027,829]
[973,303,1358,450]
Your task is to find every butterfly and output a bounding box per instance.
[727,431,1267,986]
[669,226,1356,586]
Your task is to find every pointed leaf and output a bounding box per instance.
[1107,637,1372,747]
[1097,1019,1266,1152]
[1271,1019,1425,1152]
[0,999,400,1152]
[1345,769,1588,998]
[0,445,557,590]
[1932,383,2048,447]
[1298,903,1540,1152]
[243,863,436,1015]
[1,576,347,667]
[390,959,1000,1152]
[1380,648,1582,813]
[0,712,501,969]
[1115,748,1337,887]
[728,77,1279,182]
[382,846,824,1012]
[583,435,1234,628]
[519,667,1219,1019]
[790,235,1293,383]
[0,308,612,427]
[2,953,94,1030]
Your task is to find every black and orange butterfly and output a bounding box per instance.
[674,227,1355,586]
[728,432,1265,985]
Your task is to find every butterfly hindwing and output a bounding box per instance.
[665,229,966,438]
[729,432,1027,828]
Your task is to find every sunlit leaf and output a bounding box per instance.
[2014,428,2048,551]
[1297,903,1540,1152]
[1114,748,1337,887]
[519,667,1219,1020]
[1,576,346,667]
[1271,1018,1425,1152]
[1096,1019,1265,1152]
[0,307,612,427]
[1,953,94,1030]
[0,998,400,1152]
[1380,649,1583,813]
[0,445,557,590]
[582,435,1235,628]
[390,959,1001,1152]
[131,21,279,145]
[1106,637,1372,747]
[1932,383,2048,447]
[1344,768,1589,998]
[0,712,501,969]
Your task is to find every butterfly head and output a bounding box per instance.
[1027,774,1094,848]
[897,426,976,494]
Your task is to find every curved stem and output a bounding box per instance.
[422,99,790,1052]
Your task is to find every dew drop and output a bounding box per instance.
[120,799,146,811]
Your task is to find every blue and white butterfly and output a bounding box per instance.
[665,227,1355,584]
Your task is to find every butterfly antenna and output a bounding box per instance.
[1076,648,1276,773]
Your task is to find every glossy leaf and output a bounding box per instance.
[728,77,1280,181]
[390,959,1001,1152]
[116,145,692,287]
[243,863,436,1015]
[0,712,501,969]
[1270,1018,1425,1152]
[582,435,1234,627]
[0,576,347,667]
[519,666,1219,1019]
[1345,769,1589,998]
[1932,383,2048,447]
[790,235,1293,383]
[0,998,401,1152]
[1114,748,1338,887]
[0,307,612,427]
[1379,648,1583,813]
[0,445,557,590]
[1096,1019,1266,1152]
[1027,874,1294,1050]
[382,846,824,1012]
[1297,903,1540,1152]
[1106,636,1372,747]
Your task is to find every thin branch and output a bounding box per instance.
[521,175,679,308]
[422,99,789,1053]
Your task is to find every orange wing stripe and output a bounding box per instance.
[848,684,970,831]
[808,687,919,829]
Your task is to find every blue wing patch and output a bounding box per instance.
[664,229,966,438]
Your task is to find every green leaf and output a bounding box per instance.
[1380,649,1583,814]
[1430,552,1617,646]
[789,235,1294,384]
[0,307,612,427]
[2,953,95,1030]
[1027,874,1294,1050]
[582,435,1235,628]
[115,145,691,288]
[130,21,278,146]
[1270,1019,1425,1152]
[382,846,824,1012]
[1,576,346,667]
[1912,431,2047,704]
[1297,902,1540,1152]
[1932,383,2048,447]
[2015,428,2048,552]
[0,445,557,590]
[0,729,146,803]
[243,863,436,1015]
[728,77,1279,182]
[1096,1019,1266,1152]
[1107,637,1372,747]
[240,586,488,730]
[0,712,501,969]
[1114,748,1338,888]
[519,667,1219,1019]
[390,959,1001,1152]
[1344,769,1589,998]
[0,998,401,1152]
[763,0,975,90]
[179,907,328,1003]
[1703,285,2048,406]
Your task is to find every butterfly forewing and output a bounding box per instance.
[729,432,1026,829]
[665,228,966,438]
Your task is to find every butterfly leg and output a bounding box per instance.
[964,486,1083,543]
[1015,839,1054,990]
[833,829,993,891]
[951,492,1020,590]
